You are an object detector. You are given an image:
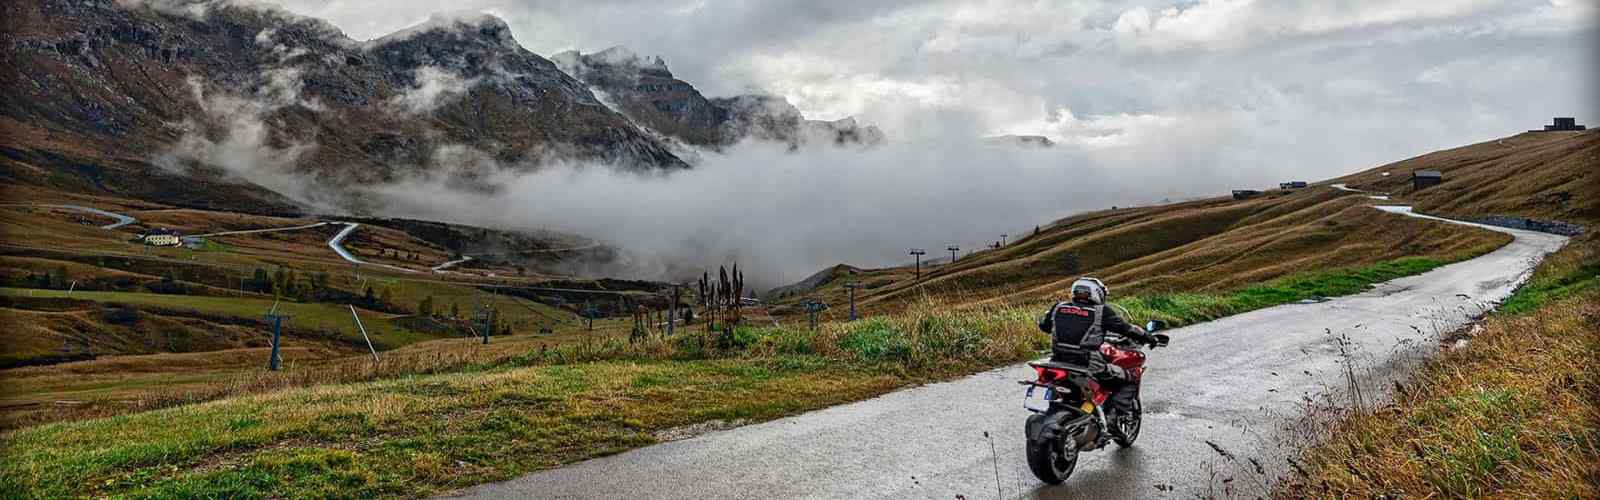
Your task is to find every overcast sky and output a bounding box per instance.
[259,0,1596,152]
[238,0,1598,284]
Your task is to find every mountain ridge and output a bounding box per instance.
[551,46,885,149]
[1,1,688,214]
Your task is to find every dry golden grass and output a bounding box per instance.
[783,187,1510,318]
[1280,230,1599,499]
[1333,130,1599,226]
[1281,291,1598,499]
[775,130,1594,318]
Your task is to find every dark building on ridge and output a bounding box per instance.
[1534,117,1586,132]
[1412,170,1443,191]
[1232,189,1262,200]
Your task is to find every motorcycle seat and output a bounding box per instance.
[1028,360,1095,376]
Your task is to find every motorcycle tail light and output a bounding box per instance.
[1034,367,1068,382]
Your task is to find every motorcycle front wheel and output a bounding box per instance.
[1026,436,1079,484]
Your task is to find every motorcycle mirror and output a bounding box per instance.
[1145,320,1166,332]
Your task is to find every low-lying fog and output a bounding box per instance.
[364,133,1284,290]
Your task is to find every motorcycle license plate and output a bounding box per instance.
[1023,386,1053,413]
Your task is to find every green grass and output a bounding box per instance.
[0,287,434,348]
[1114,257,1450,326]
[0,350,996,497]
[1498,261,1598,315]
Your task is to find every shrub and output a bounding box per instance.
[837,319,912,362]
[100,304,142,325]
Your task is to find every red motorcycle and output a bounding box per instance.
[1020,321,1168,484]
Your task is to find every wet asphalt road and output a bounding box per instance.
[450,207,1567,499]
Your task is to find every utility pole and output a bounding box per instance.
[947,246,960,264]
[909,248,926,281]
[843,282,860,321]
[667,283,680,337]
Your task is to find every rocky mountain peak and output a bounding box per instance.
[553,50,884,148]
[367,12,516,51]
[551,45,673,82]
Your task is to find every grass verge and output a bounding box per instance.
[1115,257,1459,327]
[1279,236,1599,499]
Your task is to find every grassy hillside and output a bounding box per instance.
[1275,130,1598,498]
[772,186,1509,317]
[1332,130,1597,226]
[771,130,1596,318]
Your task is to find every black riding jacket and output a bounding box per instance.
[1036,299,1156,346]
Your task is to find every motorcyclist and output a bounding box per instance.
[1036,277,1166,421]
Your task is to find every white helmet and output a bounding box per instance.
[1070,277,1109,305]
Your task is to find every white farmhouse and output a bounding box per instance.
[142,229,181,246]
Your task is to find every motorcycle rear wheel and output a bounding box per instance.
[1026,436,1079,484]
[1109,393,1142,447]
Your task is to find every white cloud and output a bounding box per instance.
[388,67,480,115]
[157,77,317,199]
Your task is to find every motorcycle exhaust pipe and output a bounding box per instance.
[1058,413,1098,450]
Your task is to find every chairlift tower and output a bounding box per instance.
[475,304,494,344]
[947,246,960,264]
[909,248,926,281]
[843,282,861,321]
[583,301,598,331]
[264,303,289,371]
[801,299,828,330]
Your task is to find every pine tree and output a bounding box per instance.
[251,268,269,292]
[51,265,69,289]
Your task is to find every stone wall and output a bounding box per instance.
[1472,216,1586,237]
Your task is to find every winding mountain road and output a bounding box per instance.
[432,255,473,273]
[451,205,1566,499]
[327,222,418,273]
[4,204,137,229]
